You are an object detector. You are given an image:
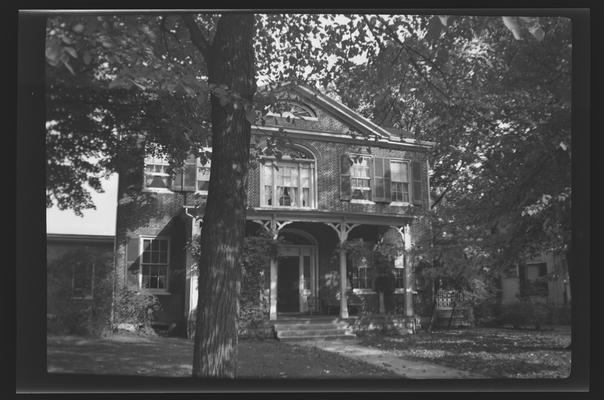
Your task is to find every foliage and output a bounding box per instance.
[113,287,162,334]
[498,299,551,330]
[239,233,281,333]
[47,248,113,336]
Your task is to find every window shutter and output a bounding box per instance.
[373,158,391,202]
[538,263,547,277]
[126,237,140,287]
[339,153,352,200]
[411,160,423,206]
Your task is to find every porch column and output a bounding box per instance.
[392,224,415,318]
[403,224,414,318]
[326,222,359,319]
[254,218,294,321]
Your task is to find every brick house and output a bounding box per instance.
[114,83,435,336]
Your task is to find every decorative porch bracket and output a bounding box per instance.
[391,224,415,319]
[325,222,360,319]
[253,218,294,320]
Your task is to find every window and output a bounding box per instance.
[196,157,211,194]
[390,160,410,203]
[351,156,372,201]
[261,159,315,208]
[393,254,405,292]
[140,237,170,291]
[351,256,372,290]
[144,154,171,190]
[71,261,93,298]
[520,262,548,297]
[268,100,317,120]
[144,148,212,193]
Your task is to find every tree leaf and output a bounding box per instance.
[63,46,77,59]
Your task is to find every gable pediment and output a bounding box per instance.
[257,83,391,140]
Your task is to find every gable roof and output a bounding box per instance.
[255,82,435,150]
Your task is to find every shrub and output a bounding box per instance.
[499,299,551,329]
[473,297,502,327]
[113,287,162,334]
[550,304,571,325]
[47,248,113,336]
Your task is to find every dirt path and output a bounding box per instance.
[295,339,487,379]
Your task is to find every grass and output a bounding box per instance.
[47,334,398,378]
[356,326,572,378]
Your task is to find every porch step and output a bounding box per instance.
[273,318,356,341]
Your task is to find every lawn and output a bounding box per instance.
[357,327,572,379]
[47,334,398,378]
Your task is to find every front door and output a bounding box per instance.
[277,256,299,312]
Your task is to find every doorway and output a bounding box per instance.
[277,256,299,312]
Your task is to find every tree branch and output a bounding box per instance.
[181,14,212,60]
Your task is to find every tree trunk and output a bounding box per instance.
[192,14,256,378]
[378,292,385,314]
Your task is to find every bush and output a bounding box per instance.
[47,248,113,336]
[473,297,502,327]
[113,287,162,334]
[499,299,551,329]
[550,304,571,325]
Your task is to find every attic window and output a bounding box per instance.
[270,101,317,120]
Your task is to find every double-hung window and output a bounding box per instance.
[351,256,372,291]
[393,253,405,293]
[144,154,171,190]
[390,160,410,203]
[351,157,372,201]
[261,159,315,208]
[140,237,170,292]
[196,157,211,194]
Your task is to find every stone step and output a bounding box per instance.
[273,322,348,331]
[277,333,357,342]
[276,328,351,338]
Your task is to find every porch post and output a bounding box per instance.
[403,224,414,318]
[269,258,278,320]
[326,222,359,320]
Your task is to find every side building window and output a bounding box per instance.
[144,154,172,190]
[519,262,548,297]
[140,237,170,292]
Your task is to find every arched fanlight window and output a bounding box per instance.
[270,100,317,120]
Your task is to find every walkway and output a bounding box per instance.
[294,339,487,379]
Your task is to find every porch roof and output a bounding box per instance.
[246,207,416,227]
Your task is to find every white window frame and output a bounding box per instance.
[259,157,317,209]
[143,147,212,194]
[143,154,172,193]
[389,159,411,206]
[393,253,406,294]
[350,154,374,204]
[195,149,212,195]
[139,236,171,294]
[351,256,376,294]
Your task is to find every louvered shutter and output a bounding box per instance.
[126,237,140,287]
[339,153,352,200]
[411,160,423,206]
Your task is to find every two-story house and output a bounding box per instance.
[114,83,435,336]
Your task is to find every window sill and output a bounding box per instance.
[389,201,411,207]
[350,199,375,205]
[141,289,171,295]
[352,288,376,295]
[257,206,316,210]
[142,188,173,194]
